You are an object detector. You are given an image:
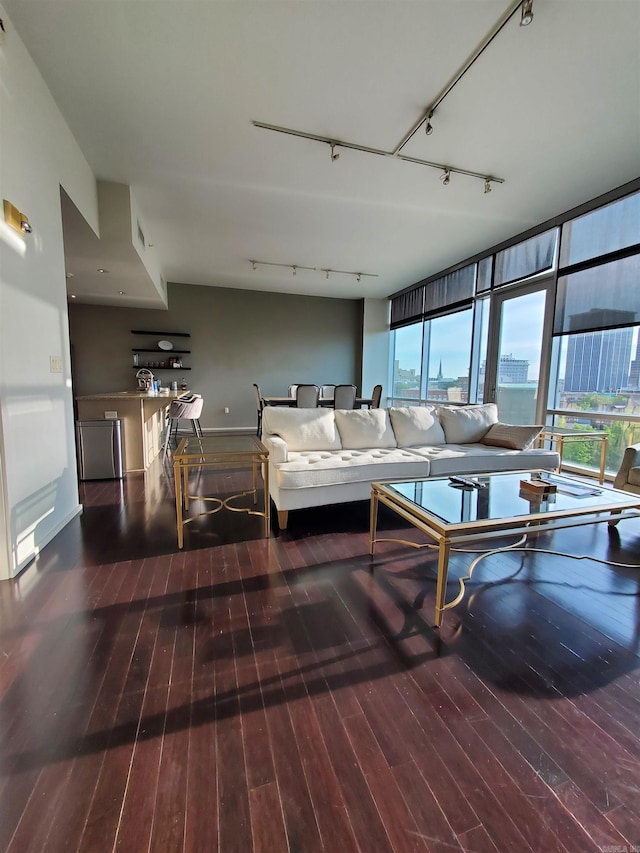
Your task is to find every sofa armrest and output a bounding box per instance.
[613,443,640,490]
[262,434,288,464]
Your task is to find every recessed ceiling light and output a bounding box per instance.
[118,291,125,295]
[65,272,74,278]
[70,294,76,299]
[97,268,108,274]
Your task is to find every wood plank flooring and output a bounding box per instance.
[0,460,639,852]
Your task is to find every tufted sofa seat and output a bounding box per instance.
[261,404,560,529]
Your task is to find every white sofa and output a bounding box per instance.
[261,404,560,529]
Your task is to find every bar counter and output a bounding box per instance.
[76,390,184,472]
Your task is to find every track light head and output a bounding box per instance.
[330,143,340,162]
[425,111,434,136]
[440,168,451,186]
[356,273,362,282]
[251,261,257,271]
[292,265,297,276]
[484,178,492,194]
[520,0,533,26]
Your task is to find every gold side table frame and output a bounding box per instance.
[173,434,270,547]
[538,427,608,484]
[369,472,640,628]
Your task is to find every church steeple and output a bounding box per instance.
[437,360,443,380]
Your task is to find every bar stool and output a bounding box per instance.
[162,395,204,462]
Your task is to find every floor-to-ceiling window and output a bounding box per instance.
[390,180,640,479]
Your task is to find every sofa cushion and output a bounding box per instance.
[628,466,640,487]
[406,442,559,477]
[272,447,430,489]
[389,406,445,447]
[334,409,396,449]
[481,422,543,450]
[438,403,498,444]
[262,407,341,451]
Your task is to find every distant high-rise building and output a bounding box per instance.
[564,309,634,393]
[628,334,640,388]
[478,354,529,387]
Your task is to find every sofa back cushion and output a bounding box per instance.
[334,409,397,449]
[389,406,446,447]
[438,403,498,444]
[480,422,543,450]
[261,407,342,451]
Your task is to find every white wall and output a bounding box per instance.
[361,298,390,404]
[0,5,99,577]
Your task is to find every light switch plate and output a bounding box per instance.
[49,355,63,373]
[104,410,118,419]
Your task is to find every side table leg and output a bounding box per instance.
[369,490,379,556]
[174,460,184,549]
[434,540,451,628]
[600,437,607,485]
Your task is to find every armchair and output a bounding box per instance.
[613,443,640,494]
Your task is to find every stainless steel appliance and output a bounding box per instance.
[75,419,124,480]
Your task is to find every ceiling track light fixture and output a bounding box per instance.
[249,259,378,282]
[520,0,534,26]
[398,0,533,149]
[440,168,451,186]
[253,0,535,189]
[253,121,503,190]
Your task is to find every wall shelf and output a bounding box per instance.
[131,330,192,371]
[131,330,190,337]
[132,348,191,354]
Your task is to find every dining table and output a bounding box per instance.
[263,395,374,408]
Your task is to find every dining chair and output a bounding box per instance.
[333,384,357,409]
[320,384,335,399]
[295,384,320,408]
[370,384,383,408]
[288,384,299,397]
[253,383,265,436]
[162,394,204,462]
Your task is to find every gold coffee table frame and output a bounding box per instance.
[173,434,269,547]
[369,471,640,627]
[538,427,608,484]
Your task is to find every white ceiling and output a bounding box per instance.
[5,0,640,306]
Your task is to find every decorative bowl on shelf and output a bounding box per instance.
[157,340,173,351]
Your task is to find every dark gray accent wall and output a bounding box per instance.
[69,282,363,430]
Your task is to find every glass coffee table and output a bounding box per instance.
[173,434,269,547]
[369,471,640,627]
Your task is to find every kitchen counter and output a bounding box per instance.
[76,390,188,472]
[77,390,185,401]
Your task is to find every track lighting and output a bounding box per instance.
[248,259,378,282]
[440,168,451,186]
[484,178,492,194]
[330,143,340,162]
[520,0,533,26]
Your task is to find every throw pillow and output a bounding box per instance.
[334,409,397,449]
[438,403,498,444]
[261,407,342,451]
[389,406,445,446]
[481,422,543,450]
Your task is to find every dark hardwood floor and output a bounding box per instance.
[1,459,639,852]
